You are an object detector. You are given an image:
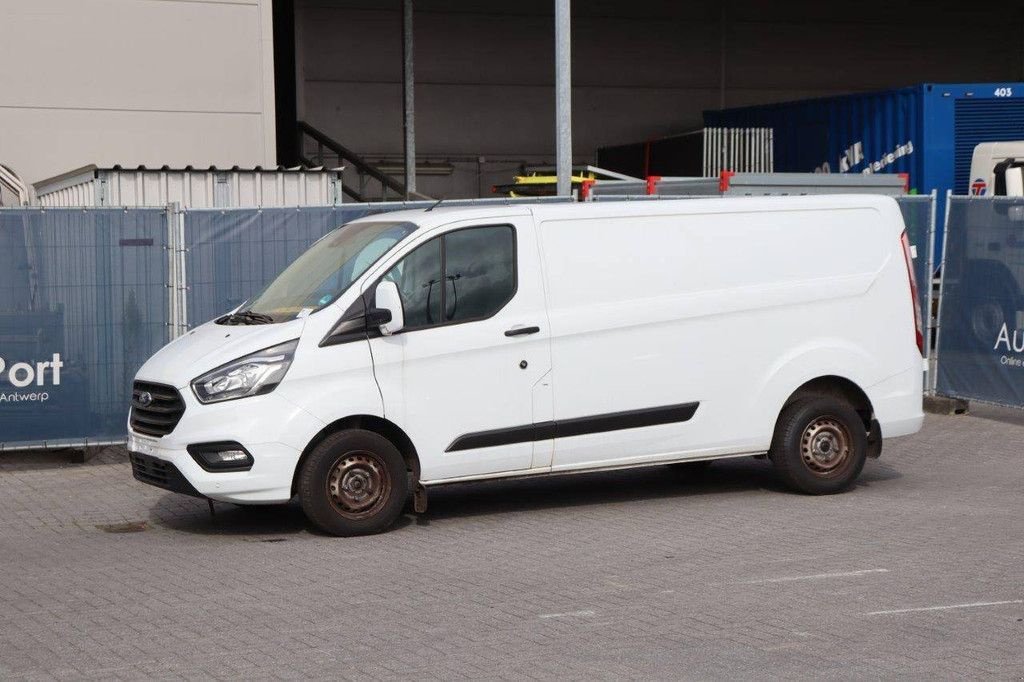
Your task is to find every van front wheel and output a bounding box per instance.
[298,429,409,536]
[769,397,867,495]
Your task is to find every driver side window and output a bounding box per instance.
[379,225,516,330]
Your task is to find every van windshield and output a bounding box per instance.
[233,220,418,323]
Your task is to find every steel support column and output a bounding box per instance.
[402,0,416,198]
[554,0,572,197]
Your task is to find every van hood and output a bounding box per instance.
[135,318,306,389]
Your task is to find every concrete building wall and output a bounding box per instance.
[296,0,1024,198]
[0,0,276,186]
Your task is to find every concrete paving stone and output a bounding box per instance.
[1,412,1023,679]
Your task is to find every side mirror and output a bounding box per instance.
[373,280,404,335]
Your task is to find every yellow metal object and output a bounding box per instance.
[493,165,634,197]
[512,173,596,186]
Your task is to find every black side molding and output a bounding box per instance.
[446,401,699,452]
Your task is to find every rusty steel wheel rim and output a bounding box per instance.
[800,416,852,476]
[327,451,391,519]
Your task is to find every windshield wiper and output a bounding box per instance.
[220,309,275,325]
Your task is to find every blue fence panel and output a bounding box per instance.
[0,198,570,449]
[0,208,169,447]
[936,197,1024,406]
[183,206,376,328]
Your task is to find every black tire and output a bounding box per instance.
[298,429,409,536]
[769,396,867,495]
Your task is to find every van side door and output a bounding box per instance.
[364,216,553,482]
[538,213,704,471]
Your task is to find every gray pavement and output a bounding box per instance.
[1,410,1022,680]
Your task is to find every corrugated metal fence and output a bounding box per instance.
[703,127,774,175]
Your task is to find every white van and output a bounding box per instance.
[128,196,924,536]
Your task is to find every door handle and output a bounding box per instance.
[504,325,540,337]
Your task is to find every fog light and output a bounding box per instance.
[187,442,254,472]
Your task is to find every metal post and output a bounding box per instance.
[932,190,954,393]
[165,203,177,343]
[402,0,416,198]
[163,202,189,340]
[761,128,767,172]
[745,128,751,171]
[554,0,572,197]
[924,190,937,392]
[719,3,726,109]
[753,127,761,171]
[702,128,709,177]
[717,128,722,174]
[758,128,765,172]
[710,129,716,175]
[175,203,188,337]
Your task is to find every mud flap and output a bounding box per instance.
[413,483,428,513]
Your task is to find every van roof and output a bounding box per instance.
[352,194,902,231]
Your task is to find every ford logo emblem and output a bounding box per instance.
[138,391,153,407]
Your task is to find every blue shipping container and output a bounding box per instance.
[704,83,1024,260]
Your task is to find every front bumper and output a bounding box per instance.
[127,433,307,503]
[130,452,205,498]
[126,389,326,504]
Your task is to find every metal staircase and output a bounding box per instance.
[297,121,431,202]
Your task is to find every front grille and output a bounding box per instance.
[129,452,203,498]
[130,381,185,437]
[129,451,172,487]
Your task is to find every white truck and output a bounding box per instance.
[969,142,1024,197]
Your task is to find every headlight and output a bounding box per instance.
[191,340,298,404]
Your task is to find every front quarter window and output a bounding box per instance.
[235,220,418,323]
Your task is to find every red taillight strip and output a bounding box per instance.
[900,231,924,355]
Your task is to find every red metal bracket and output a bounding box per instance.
[719,170,736,193]
[580,178,595,200]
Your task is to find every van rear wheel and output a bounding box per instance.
[298,429,409,536]
[769,397,867,495]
